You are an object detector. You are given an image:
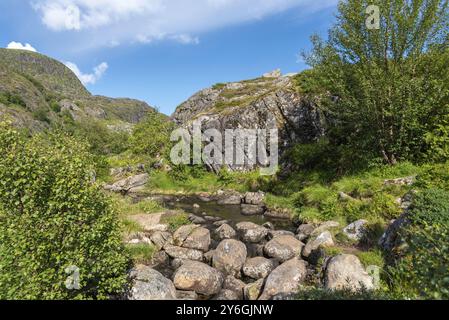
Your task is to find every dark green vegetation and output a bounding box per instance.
[0,48,154,132]
[0,123,130,299]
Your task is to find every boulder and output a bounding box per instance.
[235,222,269,243]
[173,225,200,246]
[384,176,415,187]
[268,230,295,240]
[264,235,305,262]
[262,222,275,230]
[223,276,245,300]
[325,254,375,292]
[176,290,198,300]
[216,192,242,205]
[379,213,409,252]
[213,220,230,227]
[243,257,277,279]
[343,219,368,241]
[244,192,265,205]
[259,258,307,300]
[246,243,265,258]
[214,289,240,300]
[213,239,247,278]
[296,224,315,241]
[164,245,203,261]
[104,173,149,193]
[244,279,265,300]
[150,231,173,250]
[173,261,224,296]
[127,213,169,233]
[241,204,265,216]
[183,227,211,252]
[188,214,206,225]
[204,250,216,264]
[311,221,340,237]
[129,265,177,300]
[302,231,334,258]
[214,224,237,240]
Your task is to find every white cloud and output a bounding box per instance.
[32,0,338,48]
[6,41,37,52]
[65,61,108,85]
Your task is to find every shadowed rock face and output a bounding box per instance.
[171,73,325,172]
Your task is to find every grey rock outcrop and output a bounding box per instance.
[264,235,304,262]
[173,261,224,296]
[129,265,177,300]
[213,239,247,278]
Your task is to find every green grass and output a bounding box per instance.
[126,243,156,264]
[112,194,164,216]
[356,249,385,269]
[161,213,191,232]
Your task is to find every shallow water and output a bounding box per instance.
[145,194,295,231]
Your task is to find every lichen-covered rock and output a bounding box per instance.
[311,221,340,237]
[173,261,224,296]
[183,227,211,252]
[164,245,203,261]
[302,231,334,258]
[173,225,200,246]
[264,235,304,262]
[150,231,173,250]
[259,258,307,300]
[241,204,265,216]
[129,265,177,300]
[212,239,247,278]
[324,254,374,292]
[214,223,237,240]
[268,230,295,240]
[216,191,242,205]
[222,276,245,300]
[244,279,265,300]
[244,192,265,205]
[104,173,149,193]
[235,222,269,243]
[343,219,368,241]
[214,289,240,300]
[296,224,315,241]
[176,290,198,300]
[243,257,277,279]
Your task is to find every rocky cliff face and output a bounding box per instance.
[172,71,325,172]
[0,49,154,131]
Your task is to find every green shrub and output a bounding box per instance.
[130,112,174,158]
[32,107,50,123]
[390,189,449,299]
[0,122,130,300]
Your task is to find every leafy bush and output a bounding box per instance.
[390,189,449,299]
[0,122,130,299]
[130,112,174,158]
[32,107,50,123]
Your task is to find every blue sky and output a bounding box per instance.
[1,0,338,115]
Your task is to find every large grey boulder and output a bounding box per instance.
[379,213,409,252]
[264,235,304,262]
[243,257,277,279]
[129,265,177,300]
[324,254,374,292]
[241,204,265,216]
[343,219,368,241]
[302,231,334,258]
[164,245,203,261]
[104,173,149,193]
[213,239,247,278]
[177,226,211,252]
[214,223,237,240]
[216,191,242,205]
[259,258,307,300]
[268,230,295,240]
[244,192,265,205]
[296,224,315,241]
[173,261,224,296]
[150,231,173,250]
[235,222,269,243]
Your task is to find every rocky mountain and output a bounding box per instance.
[0,49,154,131]
[172,69,325,172]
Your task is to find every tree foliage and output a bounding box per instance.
[302,0,449,165]
[0,121,130,299]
